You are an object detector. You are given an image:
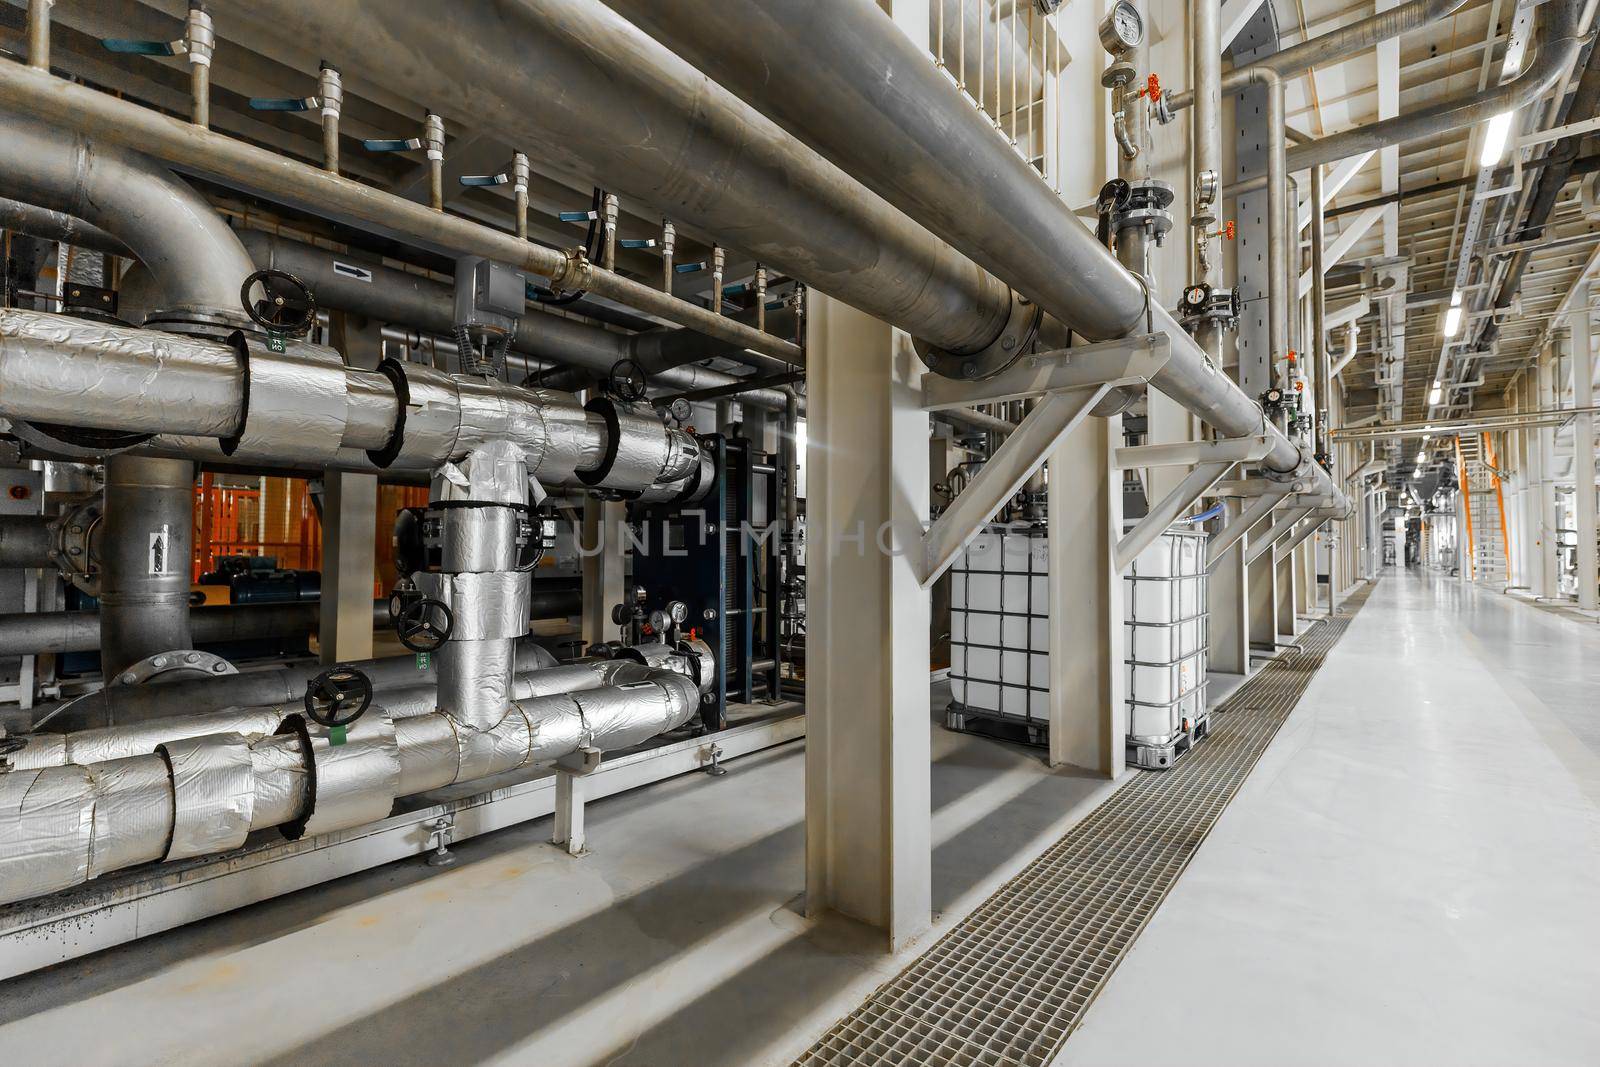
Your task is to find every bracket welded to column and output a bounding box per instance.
[1114,433,1272,470]
[1277,508,1337,560]
[1115,460,1236,572]
[1205,487,1286,570]
[920,384,1113,587]
[1246,505,1314,565]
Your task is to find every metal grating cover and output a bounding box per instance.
[796,584,1376,1066]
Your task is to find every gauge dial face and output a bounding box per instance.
[1099,1,1144,53]
[1112,3,1143,47]
[668,397,693,424]
[1185,286,1207,305]
[667,599,689,624]
[649,609,670,634]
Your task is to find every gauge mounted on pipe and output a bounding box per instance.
[1098,1,1144,56]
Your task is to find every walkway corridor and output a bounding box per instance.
[1058,571,1600,1065]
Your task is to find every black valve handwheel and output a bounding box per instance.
[394,597,454,653]
[303,665,373,728]
[240,269,317,336]
[607,358,649,403]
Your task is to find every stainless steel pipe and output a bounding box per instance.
[0,112,253,321]
[1166,0,1469,112]
[0,515,54,570]
[0,62,801,367]
[98,456,196,678]
[601,0,1144,342]
[206,0,1021,358]
[1222,0,1583,194]
[598,0,1324,487]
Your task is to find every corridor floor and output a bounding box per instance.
[1058,569,1600,1065]
[2,571,1595,1065]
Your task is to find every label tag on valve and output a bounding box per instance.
[415,652,431,671]
[266,332,287,354]
[329,725,348,747]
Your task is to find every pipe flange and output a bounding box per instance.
[915,290,1043,380]
[112,649,237,687]
[48,494,102,597]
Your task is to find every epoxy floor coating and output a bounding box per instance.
[2,570,1596,1065]
[1060,569,1600,1066]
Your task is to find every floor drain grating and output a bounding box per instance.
[795,585,1376,1066]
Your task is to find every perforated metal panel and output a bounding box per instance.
[795,584,1376,1067]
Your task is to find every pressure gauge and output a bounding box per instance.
[1098,2,1144,56]
[667,397,693,426]
[666,599,689,624]
[649,609,670,634]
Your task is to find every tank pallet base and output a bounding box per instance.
[1126,713,1210,770]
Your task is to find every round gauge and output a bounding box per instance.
[1185,285,1208,306]
[666,599,689,624]
[649,609,670,634]
[668,397,693,425]
[1098,2,1144,54]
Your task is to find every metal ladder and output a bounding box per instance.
[1454,433,1511,589]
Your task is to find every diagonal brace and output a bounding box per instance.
[1115,434,1272,469]
[1205,488,1286,571]
[1115,460,1236,572]
[1245,506,1313,566]
[920,384,1113,587]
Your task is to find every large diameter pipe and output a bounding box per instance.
[0,666,700,905]
[0,63,801,368]
[601,0,1145,342]
[0,514,54,569]
[1223,0,1584,195]
[0,112,253,320]
[32,642,564,732]
[98,457,196,678]
[239,231,797,409]
[1166,0,1469,113]
[206,0,1020,357]
[599,0,1317,481]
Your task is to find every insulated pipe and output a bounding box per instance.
[0,515,54,569]
[0,64,801,368]
[30,642,564,732]
[1224,0,1584,194]
[1255,69,1291,369]
[606,0,1325,486]
[12,657,623,770]
[1165,0,1470,112]
[98,456,195,678]
[0,665,701,905]
[0,308,701,493]
[206,0,1024,357]
[0,112,252,321]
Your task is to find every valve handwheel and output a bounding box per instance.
[607,358,649,403]
[303,665,373,729]
[394,597,454,653]
[240,269,317,337]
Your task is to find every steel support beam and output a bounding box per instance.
[319,470,377,663]
[1573,282,1597,609]
[919,335,1169,412]
[1047,415,1124,776]
[805,292,931,949]
[1115,435,1272,469]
